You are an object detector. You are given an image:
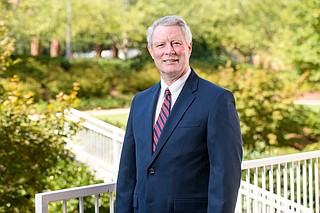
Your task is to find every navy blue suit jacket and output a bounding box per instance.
[116,69,242,213]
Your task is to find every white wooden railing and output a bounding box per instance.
[35,182,115,213]
[235,151,319,213]
[237,181,312,213]
[35,109,320,212]
[66,108,125,180]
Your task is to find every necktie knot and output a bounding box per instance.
[164,88,171,112]
[165,88,171,98]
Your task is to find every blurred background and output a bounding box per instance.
[1,0,319,212]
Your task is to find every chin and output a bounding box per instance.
[162,66,181,72]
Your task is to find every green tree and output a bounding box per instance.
[4,0,320,71]
[6,0,67,55]
[0,21,15,72]
[0,17,102,212]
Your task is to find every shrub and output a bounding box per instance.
[208,63,320,152]
[0,24,103,212]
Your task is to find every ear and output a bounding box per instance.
[188,42,192,55]
[147,44,154,59]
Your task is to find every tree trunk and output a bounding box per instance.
[95,44,103,57]
[111,44,118,58]
[30,36,40,56]
[50,38,60,58]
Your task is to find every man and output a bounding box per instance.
[116,15,242,213]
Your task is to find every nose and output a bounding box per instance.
[164,44,175,55]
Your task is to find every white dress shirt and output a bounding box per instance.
[154,68,191,125]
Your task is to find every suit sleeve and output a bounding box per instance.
[207,90,243,213]
[116,97,137,213]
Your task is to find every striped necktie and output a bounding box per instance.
[153,88,171,153]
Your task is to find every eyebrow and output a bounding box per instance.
[154,39,182,44]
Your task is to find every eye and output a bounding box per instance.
[155,43,164,48]
[172,41,182,46]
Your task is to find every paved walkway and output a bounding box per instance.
[295,92,320,105]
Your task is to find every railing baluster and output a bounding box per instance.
[94,194,100,213]
[246,168,251,213]
[315,158,319,213]
[290,162,295,209]
[79,197,84,213]
[114,136,119,169]
[308,159,313,211]
[262,166,266,213]
[296,160,301,206]
[283,163,288,204]
[269,164,274,212]
[63,199,67,213]
[303,159,307,208]
[254,167,258,212]
[276,163,281,212]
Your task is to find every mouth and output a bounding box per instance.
[163,59,178,63]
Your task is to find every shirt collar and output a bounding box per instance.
[160,68,191,97]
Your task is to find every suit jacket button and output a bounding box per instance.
[149,168,155,175]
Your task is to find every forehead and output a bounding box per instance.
[152,25,184,42]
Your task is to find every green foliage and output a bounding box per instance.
[0,23,103,212]
[0,22,16,73]
[4,52,320,153]
[5,56,158,109]
[6,0,67,50]
[46,159,107,212]
[128,62,160,92]
[4,0,319,74]
[0,76,105,212]
[205,63,320,152]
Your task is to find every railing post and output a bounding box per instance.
[35,194,48,213]
[110,191,115,213]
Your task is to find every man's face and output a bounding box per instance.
[147,25,192,84]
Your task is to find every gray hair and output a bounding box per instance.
[147,15,192,46]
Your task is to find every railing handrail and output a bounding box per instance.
[242,150,320,169]
[68,108,125,138]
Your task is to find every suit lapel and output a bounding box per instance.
[149,70,199,164]
[143,83,161,160]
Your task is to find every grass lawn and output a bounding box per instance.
[305,104,320,113]
[94,113,129,129]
